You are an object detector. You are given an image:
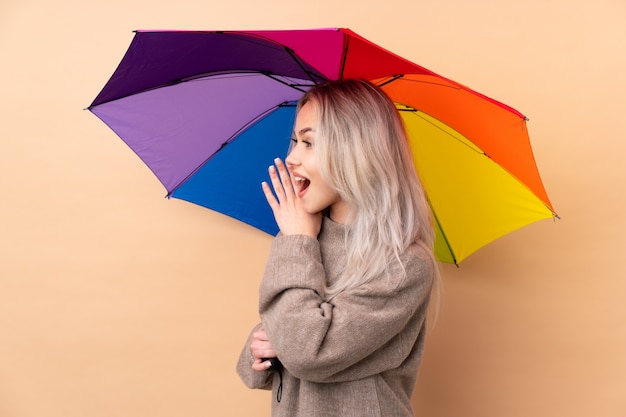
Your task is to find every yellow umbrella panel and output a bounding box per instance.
[400,107,556,264]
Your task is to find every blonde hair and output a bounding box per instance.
[297,79,439,299]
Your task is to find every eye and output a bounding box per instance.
[290,137,313,148]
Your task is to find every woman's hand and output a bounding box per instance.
[250,326,277,372]
[262,158,322,237]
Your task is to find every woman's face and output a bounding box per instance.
[286,101,349,223]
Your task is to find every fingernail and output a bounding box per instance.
[265,360,272,368]
[274,158,282,165]
[269,165,275,172]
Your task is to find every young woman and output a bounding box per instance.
[237,79,438,417]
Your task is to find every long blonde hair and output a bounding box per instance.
[297,79,438,298]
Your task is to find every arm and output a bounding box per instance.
[259,236,433,383]
[236,323,274,390]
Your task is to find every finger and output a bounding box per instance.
[253,327,268,341]
[250,339,273,354]
[251,358,274,372]
[251,347,276,360]
[274,158,295,199]
[268,165,287,204]
[261,181,279,211]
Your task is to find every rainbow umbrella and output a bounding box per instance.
[88,28,557,264]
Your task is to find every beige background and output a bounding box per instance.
[1,0,625,416]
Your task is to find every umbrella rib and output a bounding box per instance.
[406,109,559,218]
[281,48,328,85]
[378,75,466,91]
[377,74,404,87]
[218,30,327,85]
[339,32,349,80]
[167,102,297,197]
[404,110,488,156]
[430,205,458,265]
[260,72,316,92]
[222,101,295,146]
[90,71,303,108]
[397,77,527,119]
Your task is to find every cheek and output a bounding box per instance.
[316,183,340,205]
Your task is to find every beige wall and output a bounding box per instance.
[1,0,624,416]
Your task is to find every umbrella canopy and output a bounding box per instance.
[88,28,557,264]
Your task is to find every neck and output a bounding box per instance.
[329,202,351,225]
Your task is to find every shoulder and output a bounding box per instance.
[398,241,436,291]
[356,242,435,298]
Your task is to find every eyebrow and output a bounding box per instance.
[296,127,314,137]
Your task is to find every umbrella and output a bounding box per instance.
[88,28,557,264]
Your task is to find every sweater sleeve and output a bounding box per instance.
[259,234,433,383]
[236,323,273,390]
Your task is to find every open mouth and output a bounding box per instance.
[293,176,310,197]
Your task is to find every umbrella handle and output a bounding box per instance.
[262,357,282,370]
[262,357,283,402]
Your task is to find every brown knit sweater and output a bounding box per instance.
[237,217,434,417]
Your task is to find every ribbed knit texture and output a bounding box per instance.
[237,217,434,416]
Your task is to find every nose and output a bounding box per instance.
[285,144,300,169]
